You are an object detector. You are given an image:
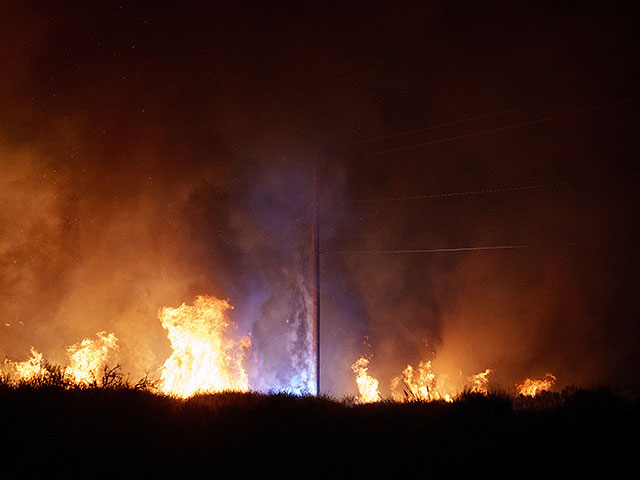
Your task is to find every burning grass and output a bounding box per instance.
[0,373,637,478]
[0,295,634,476]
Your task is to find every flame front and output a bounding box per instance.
[469,368,491,394]
[158,295,251,398]
[3,347,47,383]
[66,331,118,384]
[351,356,381,403]
[3,333,118,386]
[391,360,453,402]
[516,373,556,396]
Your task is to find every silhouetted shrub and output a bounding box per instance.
[0,380,637,477]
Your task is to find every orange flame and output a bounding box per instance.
[65,331,118,384]
[516,373,556,396]
[351,356,381,403]
[158,295,251,398]
[3,347,48,383]
[391,360,453,402]
[3,332,118,385]
[468,368,492,394]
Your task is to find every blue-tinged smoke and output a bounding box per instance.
[229,161,317,395]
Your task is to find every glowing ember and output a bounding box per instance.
[391,360,453,402]
[66,331,118,384]
[469,369,492,394]
[351,356,381,403]
[158,295,251,398]
[516,373,556,396]
[3,347,47,383]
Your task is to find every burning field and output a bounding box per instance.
[1,1,640,477]
[1,287,561,402]
[2,0,639,402]
[1,291,637,476]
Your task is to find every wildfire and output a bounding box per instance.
[3,347,48,383]
[158,295,251,398]
[351,356,381,403]
[516,373,557,396]
[468,368,491,394]
[4,296,251,397]
[4,297,559,402]
[391,360,453,402]
[66,331,118,384]
[3,332,118,385]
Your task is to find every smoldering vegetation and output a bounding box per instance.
[0,375,637,477]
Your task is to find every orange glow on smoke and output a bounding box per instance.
[516,373,556,396]
[158,295,251,398]
[351,356,381,403]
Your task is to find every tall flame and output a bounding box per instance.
[391,360,453,402]
[158,295,251,398]
[351,356,381,403]
[66,331,119,384]
[516,373,556,396]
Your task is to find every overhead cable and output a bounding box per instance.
[349,80,639,145]
[322,241,613,255]
[366,97,639,156]
[355,174,639,203]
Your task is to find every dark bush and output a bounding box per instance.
[0,375,637,478]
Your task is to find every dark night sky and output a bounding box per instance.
[1,1,639,395]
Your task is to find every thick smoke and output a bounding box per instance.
[0,138,327,392]
[1,2,639,396]
[0,3,335,392]
[1,146,214,371]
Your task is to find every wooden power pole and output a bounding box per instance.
[312,161,320,395]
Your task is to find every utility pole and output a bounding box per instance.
[312,161,320,395]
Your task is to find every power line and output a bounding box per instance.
[322,241,613,255]
[352,105,539,145]
[355,174,639,203]
[348,80,640,146]
[365,97,639,157]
